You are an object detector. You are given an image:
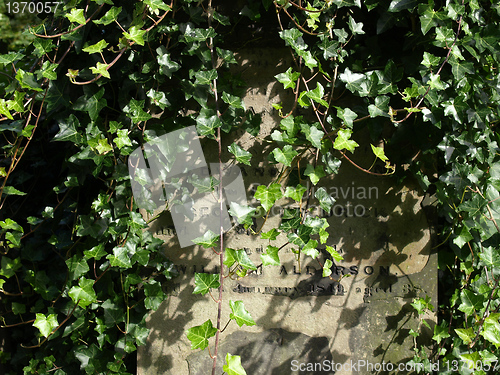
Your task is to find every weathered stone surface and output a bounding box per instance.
[137,48,437,375]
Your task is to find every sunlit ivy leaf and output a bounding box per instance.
[83,40,109,54]
[0,256,22,278]
[326,245,344,262]
[222,92,245,109]
[332,0,361,8]
[302,239,319,259]
[225,248,257,271]
[93,6,121,25]
[229,300,255,327]
[419,6,444,35]
[260,245,280,266]
[107,246,132,268]
[388,0,417,12]
[305,82,328,107]
[196,109,221,136]
[481,315,500,347]
[261,228,279,240]
[458,289,484,316]
[144,0,172,11]
[124,26,146,46]
[300,123,323,148]
[228,143,251,165]
[280,116,299,137]
[84,243,107,260]
[299,50,317,69]
[348,15,364,34]
[255,183,283,212]
[449,56,474,81]
[191,229,220,249]
[284,185,307,202]
[334,129,358,153]
[275,67,301,90]
[90,62,110,79]
[186,320,217,350]
[68,278,97,307]
[194,70,217,85]
[15,69,42,92]
[156,46,180,78]
[304,164,325,185]
[315,187,335,212]
[193,273,220,295]
[432,324,450,344]
[223,353,247,375]
[335,107,358,128]
[66,9,86,25]
[124,99,152,124]
[0,52,24,65]
[454,328,475,345]
[228,202,255,226]
[53,114,81,143]
[0,99,13,120]
[323,259,333,277]
[74,88,107,122]
[339,68,366,95]
[368,96,390,118]
[279,29,305,52]
[114,129,133,149]
[272,145,298,167]
[371,144,389,162]
[34,313,58,338]
[479,247,500,268]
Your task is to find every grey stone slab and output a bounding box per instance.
[137,48,437,375]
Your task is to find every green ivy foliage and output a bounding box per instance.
[0,0,499,374]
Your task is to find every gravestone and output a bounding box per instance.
[137,48,437,375]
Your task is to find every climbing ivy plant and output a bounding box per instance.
[0,0,499,374]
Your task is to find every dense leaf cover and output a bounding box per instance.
[0,0,499,374]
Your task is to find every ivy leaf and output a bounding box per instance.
[315,187,335,212]
[114,129,133,149]
[66,9,86,25]
[255,184,283,212]
[284,185,307,202]
[194,70,218,85]
[261,228,279,240]
[326,245,344,262]
[479,247,500,268]
[419,6,443,35]
[371,144,389,162]
[454,328,475,345]
[388,0,417,12]
[0,256,22,278]
[107,246,132,268]
[481,315,500,347]
[0,100,13,120]
[335,107,358,128]
[228,143,251,166]
[302,239,319,259]
[68,278,97,307]
[196,110,221,136]
[458,289,484,315]
[334,129,359,153]
[229,300,255,327]
[225,248,257,271]
[144,0,172,11]
[34,313,59,338]
[222,92,245,110]
[304,164,325,185]
[66,255,90,281]
[421,52,441,68]
[193,273,220,295]
[368,96,390,118]
[124,99,152,124]
[223,353,247,375]
[15,69,42,92]
[272,145,298,167]
[186,320,217,350]
[82,40,109,54]
[260,245,280,266]
[348,15,364,35]
[192,230,219,248]
[323,259,333,277]
[53,114,81,143]
[156,46,180,78]
[228,202,256,226]
[275,67,301,90]
[90,62,110,79]
[300,123,323,148]
[305,82,329,107]
[93,6,121,25]
[124,26,146,46]
[339,68,366,95]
